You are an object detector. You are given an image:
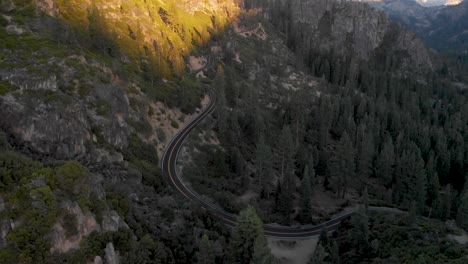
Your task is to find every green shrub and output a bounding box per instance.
[178,114,185,122]
[55,161,88,194]
[128,118,153,137]
[88,194,105,224]
[170,120,179,129]
[95,99,111,116]
[147,106,154,117]
[107,192,130,217]
[0,16,8,27]
[0,82,8,96]
[130,159,164,190]
[78,83,93,98]
[124,134,158,164]
[156,127,166,142]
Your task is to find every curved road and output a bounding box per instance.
[161,91,362,238]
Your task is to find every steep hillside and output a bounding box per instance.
[36,0,239,77]
[367,0,468,51]
[257,0,435,83]
[0,1,239,262]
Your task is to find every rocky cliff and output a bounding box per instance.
[265,0,434,77]
[366,0,468,51]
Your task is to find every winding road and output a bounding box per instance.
[161,89,361,238]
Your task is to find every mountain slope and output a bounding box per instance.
[367,0,468,51]
[37,0,239,77]
[263,0,434,81]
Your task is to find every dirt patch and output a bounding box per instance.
[239,190,258,203]
[146,95,211,157]
[448,232,468,245]
[188,56,207,71]
[234,52,242,63]
[309,176,359,221]
[446,220,468,245]
[268,237,318,264]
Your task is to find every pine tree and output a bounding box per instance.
[375,135,395,187]
[308,155,316,183]
[308,243,329,264]
[196,234,215,264]
[215,67,228,136]
[250,234,276,264]
[456,194,468,230]
[440,184,454,220]
[276,126,295,223]
[229,206,265,264]
[425,152,441,217]
[356,127,374,186]
[301,165,313,223]
[350,212,370,257]
[329,131,355,198]
[362,187,369,212]
[394,143,426,212]
[256,135,273,191]
[278,125,296,189]
[456,182,468,230]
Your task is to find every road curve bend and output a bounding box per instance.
[161,93,355,239]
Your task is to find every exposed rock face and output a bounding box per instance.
[290,0,389,59]
[50,201,101,253]
[177,0,240,14]
[0,93,91,159]
[270,0,433,73]
[88,85,130,150]
[0,219,10,248]
[0,61,133,160]
[91,256,103,264]
[104,242,119,264]
[102,210,128,232]
[34,0,60,16]
[1,70,58,92]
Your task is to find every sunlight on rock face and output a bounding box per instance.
[42,0,240,78]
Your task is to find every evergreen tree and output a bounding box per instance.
[215,67,228,136]
[308,155,316,183]
[225,68,239,108]
[196,234,215,264]
[229,206,264,264]
[425,152,441,217]
[362,187,369,212]
[329,131,355,198]
[250,234,276,264]
[456,192,468,230]
[301,165,313,223]
[440,184,454,220]
[256,135,273,192]
[375,135,395,187]
[276,126,295,223]
[308,243,329,264]
[350,212,370,258]
[356,128,374,186]
[278,125,296,190]
[394,143,426,212]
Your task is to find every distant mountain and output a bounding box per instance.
[364,0,468,51]
[418,0,463,7]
